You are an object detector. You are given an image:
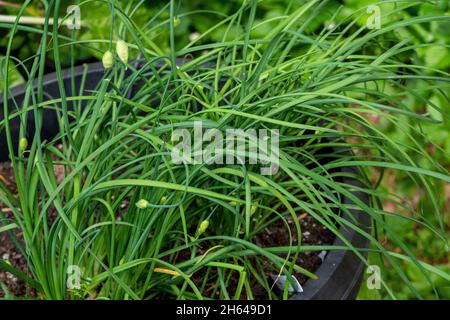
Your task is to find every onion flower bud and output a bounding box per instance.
[102,50,114,69]
[136,199,149,209]
[197,219,209,236]
[116,40,128,64]
[19,137,28,154]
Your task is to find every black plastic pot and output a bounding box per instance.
[293,165,371,300]
[0,62,371,300]
[0,62,105,161]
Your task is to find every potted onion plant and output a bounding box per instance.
[0,0,448,300]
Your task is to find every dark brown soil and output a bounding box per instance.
[182,213,335,300]
[0,162,36,298]
[255,213,335,283]
[251,213,335,298]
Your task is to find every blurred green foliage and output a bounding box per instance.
[1,1,449,71]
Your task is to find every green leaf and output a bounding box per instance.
[0,223,18,233]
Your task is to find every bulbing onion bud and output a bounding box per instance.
[102,50,114,69]
[19,137,28,154]
[116,40,129,64]
[136,199,149,209]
